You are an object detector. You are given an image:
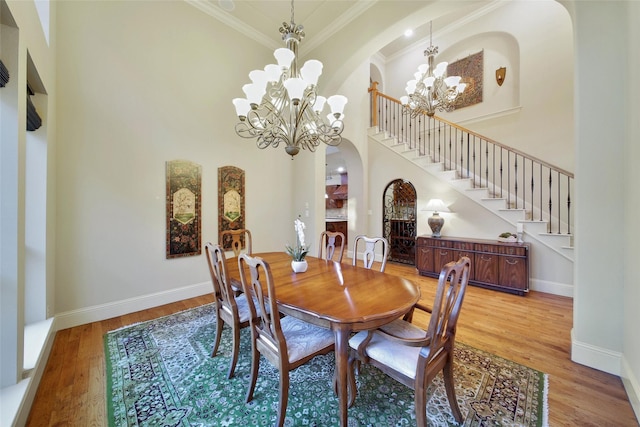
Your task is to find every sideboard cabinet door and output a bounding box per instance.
[475,253,499,285]
[415,243,434,274]
[499,256,528,290]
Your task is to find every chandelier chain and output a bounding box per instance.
[290,0,294,26]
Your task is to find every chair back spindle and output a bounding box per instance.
[220,228,252,257]
[318,231,345,263]
[352,235,389,272]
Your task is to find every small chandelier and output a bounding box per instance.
[400,22,466,118]
[232,0,347,157]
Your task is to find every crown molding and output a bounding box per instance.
[185,0,378,57]
[298,1,377,57]
[184,0,281,51]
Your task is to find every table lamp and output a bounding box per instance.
[424,198,450,238]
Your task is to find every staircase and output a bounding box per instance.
[369,83,574,262]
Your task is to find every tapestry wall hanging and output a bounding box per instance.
[218,166,245,251]
[166,160,201,258]
[447,50,484,110]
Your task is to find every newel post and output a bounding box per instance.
[369,81,379,128]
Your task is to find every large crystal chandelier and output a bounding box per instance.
[232,0,347,157]
[400,22,466,118]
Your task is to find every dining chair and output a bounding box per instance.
[204,242,256,379]
[348,256,471,426]
[351,234,389,272]
[220,228,252,257]
[238,253,335,427]
[318,230,346,262]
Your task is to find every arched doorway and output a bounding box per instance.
[383,179,417,265]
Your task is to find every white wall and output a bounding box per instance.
[570,0,625,367]
[54,0,294,322]
[623,0,640,420]
[560,3,639,419]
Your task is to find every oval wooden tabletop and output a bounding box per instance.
[231,252,421,329]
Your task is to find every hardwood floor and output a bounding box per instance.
[26,261,638,426]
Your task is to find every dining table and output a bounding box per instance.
[227,252,421,427]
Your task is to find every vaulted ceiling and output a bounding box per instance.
[185,0,496,175]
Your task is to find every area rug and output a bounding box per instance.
[104,304,548,426]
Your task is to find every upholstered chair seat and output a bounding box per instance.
[280,316,335,363]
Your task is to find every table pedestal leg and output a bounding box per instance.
[334,325,350,427]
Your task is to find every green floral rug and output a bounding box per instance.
[104,304,548,426]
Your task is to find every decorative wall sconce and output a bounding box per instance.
[496,67,506,86]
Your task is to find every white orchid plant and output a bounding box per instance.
[285,216,309,261]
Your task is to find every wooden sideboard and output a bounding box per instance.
[416,236,530,295]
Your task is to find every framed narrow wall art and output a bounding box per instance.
[218,166,245,251]
[166,160,202,258]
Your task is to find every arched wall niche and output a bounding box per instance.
[385,30,521,122]
[439,31,520,120]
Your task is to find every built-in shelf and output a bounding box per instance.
[24,318,54,376]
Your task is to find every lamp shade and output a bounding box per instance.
[327,95,348,114]
[283,78,307,101]
[274,48,295,69]
[425,198,450,213]
[263,64,282,82]
[232,98,251,117]
[242,83,265,105]
[300,60,323,86]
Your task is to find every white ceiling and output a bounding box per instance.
[186,0,377,54]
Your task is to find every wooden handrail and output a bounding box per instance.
[369,81,573,178]
[369,81,574,235]
[428,115,574,178]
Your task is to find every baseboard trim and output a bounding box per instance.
[55,281,212,331]
[571,329,622,376]
[529,278,573,297]
[621,356,640,424]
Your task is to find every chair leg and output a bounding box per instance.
[414,381,428,427]
[276,370,290,427]
[227,325,241,379]
[211,314,223,357]
[443,358,463,423]
[245,337,260,404]
[403,307,415,323]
